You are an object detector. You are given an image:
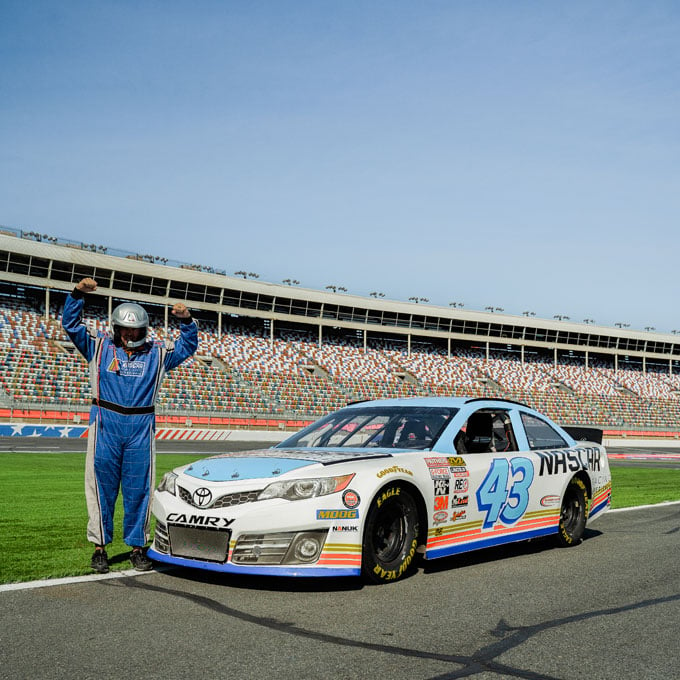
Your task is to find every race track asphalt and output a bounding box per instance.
[1,503,678,680]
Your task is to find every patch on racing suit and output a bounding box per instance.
[113,360,146,377]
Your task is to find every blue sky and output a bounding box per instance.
[1,1,679,331]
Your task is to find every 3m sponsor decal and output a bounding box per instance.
[317,509,359,520]
[433,511,449,524]
[377,465,414,478]
[429,467,450,479]
[167,513,234,528]
[447,456,466,466]
[536,447,602,476]
[434,495,449,511]
[331,525,359,533]
[452,494,468,507]
[434,479,450,496]
[540,495,561,507]
[425,457,448,468]
[342,489,361,509]
[453,478,469,492]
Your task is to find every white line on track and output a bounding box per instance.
[3,502,679,594]
[0,567,167,593]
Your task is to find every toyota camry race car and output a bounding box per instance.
[148,397,612,583]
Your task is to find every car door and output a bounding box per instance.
[427,406,565,559]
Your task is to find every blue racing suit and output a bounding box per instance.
[62,289,198,547]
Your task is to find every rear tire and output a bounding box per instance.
[557,477,588,547]
[362,485,420,584]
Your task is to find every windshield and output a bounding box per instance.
[277,406,458,450]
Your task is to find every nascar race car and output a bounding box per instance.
[148,397,612,583]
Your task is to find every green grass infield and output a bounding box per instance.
[1,453,678,584]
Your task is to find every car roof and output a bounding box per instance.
[343,396,527,410]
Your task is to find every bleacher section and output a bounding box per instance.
[2,297,680,430]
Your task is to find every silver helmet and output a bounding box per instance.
[111,302,149,348]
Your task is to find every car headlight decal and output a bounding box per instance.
[157,471,178,495]
[258,473,355,501]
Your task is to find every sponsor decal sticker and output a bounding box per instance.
[342,489,361,509]
[433,511,449,524]
[447,456,466,466]
[536,447,602,476]
[332,525,359,533]
[425,457,448,468]
[540,495,561,507]
[434,495,449,511]
[453,478,469,492]
[317,509,359,520]
[429,467,450,479]
[377,465,414,478]
[452,494,468,507]
[451,510,467,522]
[434,479,450,496]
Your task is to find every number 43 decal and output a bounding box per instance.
[476,457,534,529]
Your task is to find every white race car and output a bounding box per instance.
[148,397,612,583]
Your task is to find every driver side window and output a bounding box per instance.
[455,409,518,454]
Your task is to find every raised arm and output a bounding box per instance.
[61,278,99,360]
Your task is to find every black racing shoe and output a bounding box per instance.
[130,548,153,572]
[91,548,109,574]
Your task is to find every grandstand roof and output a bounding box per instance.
[2,228,679,361]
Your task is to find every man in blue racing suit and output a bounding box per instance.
[62,277,198,573]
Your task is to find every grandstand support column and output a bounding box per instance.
[408,333,411,357]
[615,353,618,373]
[44,287,50,321]
[164,305,168,333]
[271,320,275,348]
[521,345,524,365]
[318,324,323,348]
[486,342,490,362]
[363,329,367,352]
[643,355,646,373]
[447,336,451,359]
[108,296,112,324]
[585,350,589,369]
[554,347,557,366]
[218,311,222,339]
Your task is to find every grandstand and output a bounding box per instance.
[2,225,680,434]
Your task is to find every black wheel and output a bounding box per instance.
[362,485,420,584]
[557,477,588,547]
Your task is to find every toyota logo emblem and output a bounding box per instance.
[192,487,213,507]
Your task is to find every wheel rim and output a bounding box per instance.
[372,504,408,562]
[561,490,581,533]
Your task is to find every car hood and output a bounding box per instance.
[182,448,393,483]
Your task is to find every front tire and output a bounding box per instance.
[557,477,588,547]
[362,485,420,584]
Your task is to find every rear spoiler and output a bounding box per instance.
[561,426,603,445]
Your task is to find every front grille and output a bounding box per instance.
[168,525,230,563]
[178,485,264,509]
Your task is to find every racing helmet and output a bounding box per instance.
[111,302,149,349]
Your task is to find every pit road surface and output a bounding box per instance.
[1,504,678,680]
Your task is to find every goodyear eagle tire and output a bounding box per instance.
[362,485,420,584]
[557,477,588,547]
